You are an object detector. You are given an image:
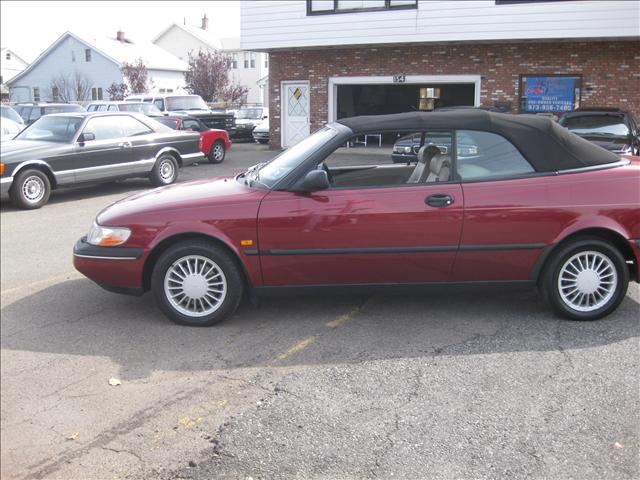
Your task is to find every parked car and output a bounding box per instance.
[13,102,85,125]
[1,104,25,126]
[391,131,478,163]
[73,110,639,326]
[124,94,236,135]
[86,101,162,116]
[558,109,639,155]
[155,114,232,163]
[252,118,269,144]
[0,112,203,209]
[233,107,268,140]
[1,118,22,142]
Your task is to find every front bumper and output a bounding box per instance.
[73,237,146,295]
[0,177,12,199]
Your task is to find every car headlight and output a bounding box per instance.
[86,223,131,247]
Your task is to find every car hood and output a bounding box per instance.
[97,176,267,225]
[0,139,69,163]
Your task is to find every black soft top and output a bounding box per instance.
[337,110,621,172]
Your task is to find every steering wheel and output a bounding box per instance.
[320,162,335,186]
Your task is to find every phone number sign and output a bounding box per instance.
[524,76,578,113]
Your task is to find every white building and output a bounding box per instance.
[7,31,188,103]
[153,15,268,105]
[1,48,29,100]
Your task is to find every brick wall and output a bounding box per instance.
[268,40,640,149]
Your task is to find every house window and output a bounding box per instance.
[33,87,40,101]
[231,53,237,69]
[91,87,103,100]
[264,56,269,68]
[307,0,417,15]
[5,52,11,60]
[52,86,60,101]
[243,52,249,69]
[71,51,76,62]
[250,52,255,69]
[85,49,92,62]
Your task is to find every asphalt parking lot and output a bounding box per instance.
[1,142,638,480]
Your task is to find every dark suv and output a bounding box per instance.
[558,109,639,155]
[13,103,86,125]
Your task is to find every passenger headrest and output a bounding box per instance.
[417,145,441,164]
[430,154,451,174]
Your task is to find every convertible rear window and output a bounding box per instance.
[456,130,535,180]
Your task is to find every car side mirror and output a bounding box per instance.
[78,132,95,142]
[263,115,268,119]
[297,169,330,192]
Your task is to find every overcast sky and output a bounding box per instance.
[1,1,241,62]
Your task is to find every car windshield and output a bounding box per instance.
[15,115,84,143]
[1,106,24,124]
[165,96,209,111]
[240,127,337,189]
[119,103,162,115]
[236,108,263,119]
[561,115,630,137]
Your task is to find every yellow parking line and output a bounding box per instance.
[272,336,317,362]
[326,307,360,329]
[1,271,82,296]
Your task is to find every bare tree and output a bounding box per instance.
[73,71,92,102]
[222,83,249,105]
[121,58,151,94]
[185,49,246,103]
[47,71,93,102]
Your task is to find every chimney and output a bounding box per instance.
[116,29,125,42]
[201,13,208,30]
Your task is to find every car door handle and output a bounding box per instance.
[425,194,454,207]
[118,141,132,148]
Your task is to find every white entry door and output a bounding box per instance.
[282,81,310,148]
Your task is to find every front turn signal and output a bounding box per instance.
[0,163,5,176]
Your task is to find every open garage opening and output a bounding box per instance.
[336,83,476,119]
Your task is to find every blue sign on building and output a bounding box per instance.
[522,76,580,113]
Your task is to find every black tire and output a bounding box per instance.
[541,237,629,320]
[257,139,269,145]
[149,154,178,187]
[151,240,244,326]
[208,141,226,164]
[10,168,51,209]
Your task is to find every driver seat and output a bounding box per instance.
[425,154,451,183]
[407,145,441,183]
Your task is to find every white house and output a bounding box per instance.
[153,15,268,105]
[1,48,29,99]
[7,31,188,103]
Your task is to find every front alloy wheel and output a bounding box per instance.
[542,238,629,320]
[152,240,243,326]
[10,168,51,209]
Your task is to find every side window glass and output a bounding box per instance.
[29,108,42,122]
[108,105,119,111]
[82,116,124,141]
[182,119,200,131]
[456,130,534,180]
[153,99,164,111]
[320,130,453,189]
[119,116,153,137]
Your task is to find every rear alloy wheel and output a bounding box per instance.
[150,154,178,187]
[208,141,226,164]
[10,169,51,209]
[151,241,243,326]
[542,238,629,320]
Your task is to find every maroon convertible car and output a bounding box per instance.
[74,110,640,326]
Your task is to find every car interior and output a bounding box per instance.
[320,129,535,188]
